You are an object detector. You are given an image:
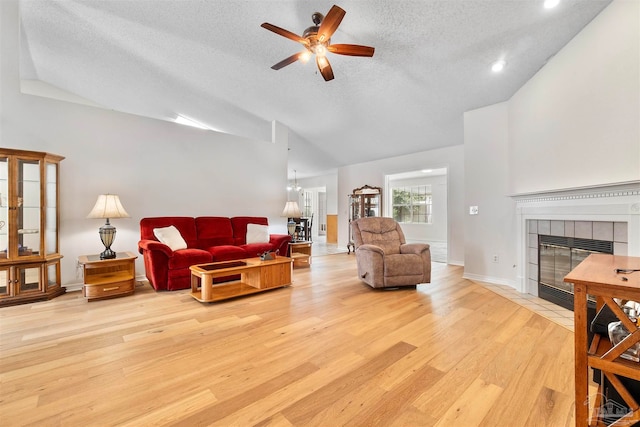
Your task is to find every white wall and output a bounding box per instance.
[338,145,465,265]
[509,0,639,194]
[1,1,289,286]
[463,0,639,288]
[463,102,516,286]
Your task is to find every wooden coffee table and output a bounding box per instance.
[189,257,292,303]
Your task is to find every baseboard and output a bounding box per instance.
[64,282,83,292]
[462,272,518,290]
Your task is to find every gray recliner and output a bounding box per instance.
[350,217,431,289]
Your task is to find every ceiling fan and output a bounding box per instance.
[261,5,375,81]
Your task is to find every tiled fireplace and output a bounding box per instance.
[528,219,625,310]
[513,182,640,301]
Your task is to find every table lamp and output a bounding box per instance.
[87,194,130,259]
[281,201,302,241]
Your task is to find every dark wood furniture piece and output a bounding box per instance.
[0,148,64,307]
[565,254,640,426]
[294,217,311,241]
[78,251,137,301]
[347,185,381,253]
[190,256,293,303]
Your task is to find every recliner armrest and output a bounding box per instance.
[400,243,430,255]
[138,239,173,257]
[357,243,385,255]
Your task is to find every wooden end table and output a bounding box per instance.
[289,241,312,268]
[565,254,640,426]
[78,251,138,301]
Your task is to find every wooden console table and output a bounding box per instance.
[190,257,292,303]
[564,254,640,426]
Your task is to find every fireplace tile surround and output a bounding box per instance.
[527,219,627,295]
[513,181,640,298]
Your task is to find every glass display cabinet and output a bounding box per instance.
[347,185,382,253]
[0,148,64,307]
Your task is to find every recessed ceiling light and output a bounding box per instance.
[174,114,212,130]
[491,60,506,72]
[544,0,560,9]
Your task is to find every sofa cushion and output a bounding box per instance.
[195,217,234,248]
[241,242,276,258]
[246,223,269,244]
[140,217,199,248]
[231,216,268,245]
[153,225,187,251]
[208,245,247,262]
[167,248,212,270]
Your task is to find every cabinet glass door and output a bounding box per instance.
[0,267,9,296]
[18,264,41,293]
[0,157,7,260]
[45,162,58,255]
[18,159,41,258]
[46,262,60,290]
[364,195,379,217]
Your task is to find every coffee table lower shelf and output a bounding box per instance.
[190,257,292,303]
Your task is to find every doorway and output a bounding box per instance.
[385,168,448,263]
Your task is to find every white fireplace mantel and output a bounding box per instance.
[511,181,640,294]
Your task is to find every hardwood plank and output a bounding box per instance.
[280,341,417,425]
[0,254,579,426]
[433,378,504,427]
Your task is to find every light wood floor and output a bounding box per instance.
[0,254,576,426]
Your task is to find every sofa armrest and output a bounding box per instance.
[138,239,173,257]
[400,243,430,255]
[269,233,291,256]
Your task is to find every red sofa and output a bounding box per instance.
[138,216,290,291]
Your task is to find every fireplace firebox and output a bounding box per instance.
[539,234,613,311]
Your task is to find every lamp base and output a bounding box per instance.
[287,218,296,242]
[100,248,116,260]
[98,220,117,260]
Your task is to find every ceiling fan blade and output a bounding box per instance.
[316,56,334,81]
[327,44,375,57]
[261,23,307,45]
[271,52,308,70]
[317,5,345,42]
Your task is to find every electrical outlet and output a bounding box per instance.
[492,254,499,263]
[469,206,479,215]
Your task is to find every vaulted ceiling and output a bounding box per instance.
[19,0,612,178]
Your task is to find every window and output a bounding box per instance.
[392,185,432,224]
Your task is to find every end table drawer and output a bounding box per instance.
[83,279,135,300]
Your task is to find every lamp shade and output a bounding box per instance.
[87,194,130,219]
[281,201,302,218]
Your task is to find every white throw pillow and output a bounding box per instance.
[246,223,269,244]
[153,225,187,251]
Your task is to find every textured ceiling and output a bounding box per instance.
[19,0,612,178]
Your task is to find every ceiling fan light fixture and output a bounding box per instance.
[300,51,312,63]
[317,55,330,70]
[262,5,374,81]
[313,44,327,56]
